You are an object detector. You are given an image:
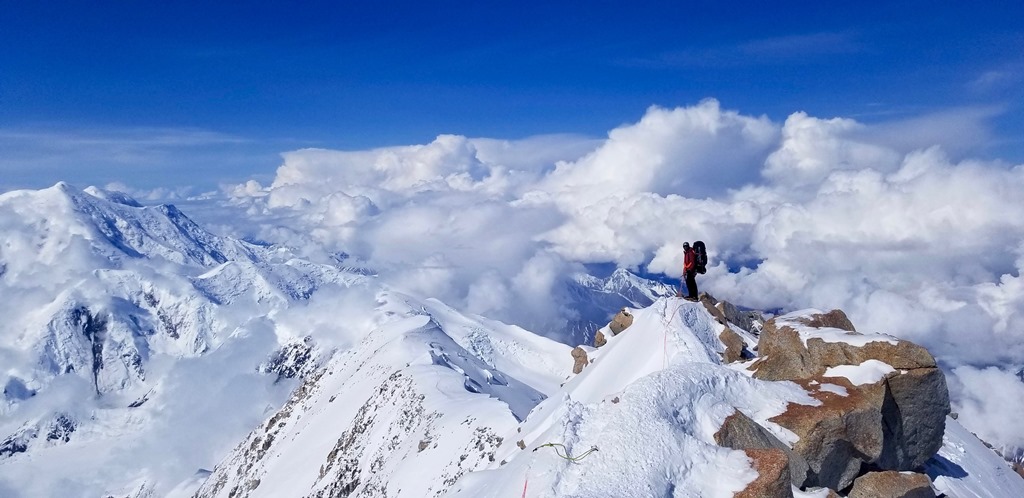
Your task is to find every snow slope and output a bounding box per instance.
[928,416,1024,498]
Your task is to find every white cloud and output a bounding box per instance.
[950,366,1024,450]
[218,99,1024,449]
[762,112,901,191]
[539,99,778,200]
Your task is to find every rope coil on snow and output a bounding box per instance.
[533,442,599,463]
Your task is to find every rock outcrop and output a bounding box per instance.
[714,309,950,493]
[719,327,746,363]
[571,346,590,374]
[847,471,935,498]
[699,293,763,334]
[718,299,761,334]
[751,309,935,382]
[609,308,634,335]
[715,410,808,486]
[699,294,729,325]
[585,308,630,362]
[736,448,793,498]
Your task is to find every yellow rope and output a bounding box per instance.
[533,442,599,463]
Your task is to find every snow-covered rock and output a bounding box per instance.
[847,470,934,498]
[746,309,950,490]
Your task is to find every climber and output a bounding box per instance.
[680,242,698,301]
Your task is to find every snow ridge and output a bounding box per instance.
[194,291,557,498]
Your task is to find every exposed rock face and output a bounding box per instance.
[847,471,936,498]
[718,300,761,334]
[594,330,607,348]
[259,336,320,381]
[719,327,746,363]
[699,294,728,324]
[1,413,78,460]
[770,378,887,490]
[751,310,936,382]
[747,310,950,491]
[770,372,949,490]
[571,347,590,374]
[796,309,856,332]
[699,293,763,334]
[736,448,793,498]
[609,309,633,335]
[0,427,33,459]
[715,410,809,486]
[880,367,950,469]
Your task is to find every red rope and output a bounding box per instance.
[521,474,529,498]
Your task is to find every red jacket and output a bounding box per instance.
[683,248,695,272]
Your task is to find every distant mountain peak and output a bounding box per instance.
[82,186,143,207]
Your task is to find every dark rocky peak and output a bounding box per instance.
[259,336,322,382]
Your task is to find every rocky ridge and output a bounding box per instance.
[566,296,1012,497]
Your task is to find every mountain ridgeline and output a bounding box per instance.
[0,183,1022,497]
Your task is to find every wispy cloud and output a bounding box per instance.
[968,63,1024,94]
[736,32,862,58]
[0,126,286,192]
[0,127,248,152]
[622,31,862,68]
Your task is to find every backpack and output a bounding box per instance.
[693,241,708,274]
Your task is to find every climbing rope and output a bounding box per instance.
[533,442,600,463]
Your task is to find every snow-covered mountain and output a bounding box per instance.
[197,293,1024,497]
[562,269,676,344]
[2,182,1023,497]
[0,183,368,496]
[0,183,678,496]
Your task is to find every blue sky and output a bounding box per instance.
[2,1,1022,190]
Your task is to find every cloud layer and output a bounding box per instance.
[218,99,1024,449]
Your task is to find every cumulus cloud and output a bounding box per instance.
[217,99,1024,449]
[540,99,778,199]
